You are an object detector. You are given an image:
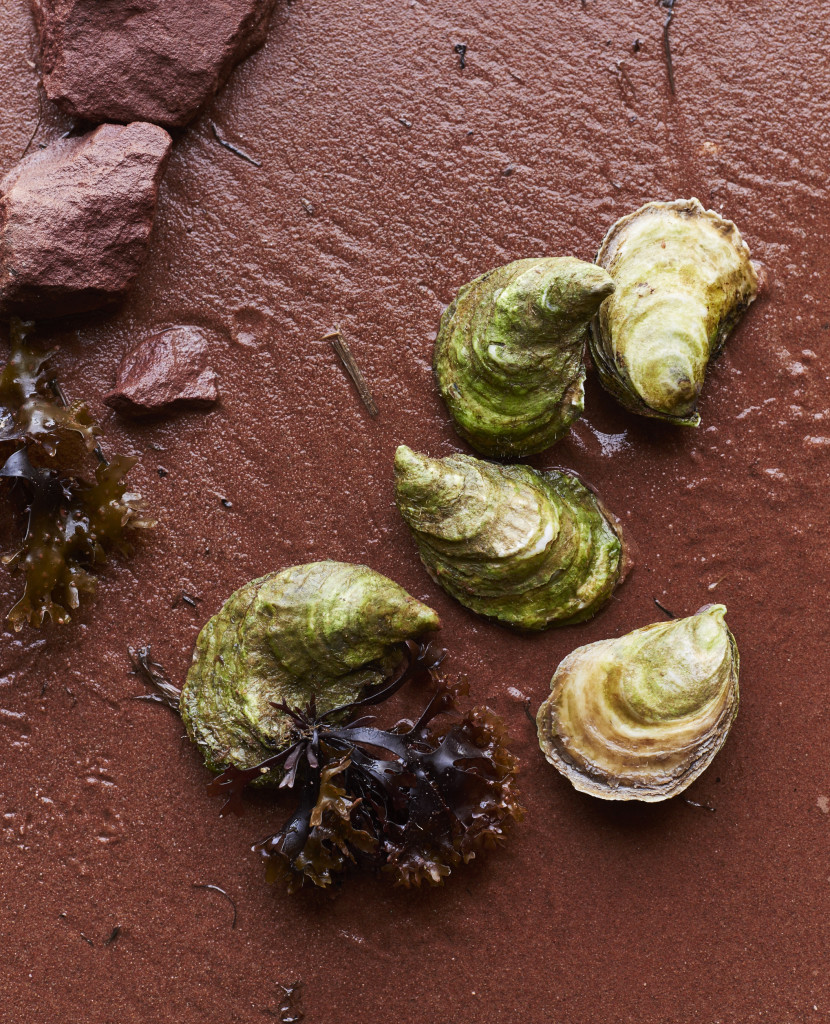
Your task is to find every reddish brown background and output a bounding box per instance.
[1,2,828,1021]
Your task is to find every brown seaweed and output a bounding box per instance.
[207,641,524,891]
[0,319,152,629]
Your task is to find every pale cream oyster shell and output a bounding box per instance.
[536,604,739,801]
[589,198,759,425]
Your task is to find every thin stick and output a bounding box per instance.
[129,645,182,710]
[653,597,676,619]
[659,0,677,96]
[209,122,262,167]
[616,60,637,101]
[325,328,379,417]
[21,87,43,159]
[684,798,715,812]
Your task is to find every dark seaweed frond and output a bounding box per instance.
[0,319,152,629]
[207,641,524,891]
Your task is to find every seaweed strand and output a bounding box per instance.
[0,320,152,629]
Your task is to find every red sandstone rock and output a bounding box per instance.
[104,327,219,417]
[31,0,279,128]
[0,122,171,320]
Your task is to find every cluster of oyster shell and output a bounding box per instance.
[184,197,755,830]
[436,198,759,440]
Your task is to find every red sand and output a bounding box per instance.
[0,2,827,1022]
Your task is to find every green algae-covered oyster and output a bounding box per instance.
[434,257,615,457]
[394,445,625,631]
[181,561,440,777]
[589,199,759,425]
[537,604,739,802]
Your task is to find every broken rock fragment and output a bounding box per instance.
[0,122,171,320]
[104,326,219,417]
[31,0,279,128]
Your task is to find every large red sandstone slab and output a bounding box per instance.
[30,0,278,128]
[0,122,171,320]
[104,326,219,417]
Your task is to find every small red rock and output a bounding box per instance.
[31,0,279,128]
[104,327,219,417]
[0,122,171,320]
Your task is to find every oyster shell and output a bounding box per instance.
[536,604,739,801]
[589,198,759,425]
[394,445,625,631]
[181,561,440,777]
[434,257,615,456]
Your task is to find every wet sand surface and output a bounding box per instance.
[0,2,828,1021]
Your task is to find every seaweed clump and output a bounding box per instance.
[0,319,152,629]
[206,641,524,892]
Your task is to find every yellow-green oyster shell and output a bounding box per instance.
[589,198,759,425]
[181,561,440,778]
[394,445,624,631]
[434,257,615,457]
[536,604,739,802]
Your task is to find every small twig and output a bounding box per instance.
[658,0,677,96]
[20,86,43,159]
[653,597,676,619]
[522,698,536,728]
[614,60,637,101]
[129,645,182,711]
[325,328,379,417]
[453,43,468,70]
[684,798,715,812]
[193,883,238,929]
[209,121,262,167]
